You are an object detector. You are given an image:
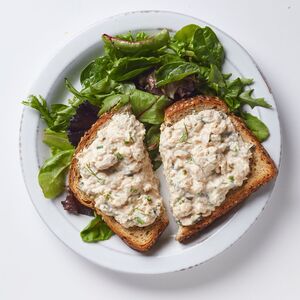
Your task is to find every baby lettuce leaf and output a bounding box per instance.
[38,149,74,199]
[43,129,74,150]
[242,112,270,142]
[22,95,54,128]
[80,215,114,242]
[145,125,161,151]
[80,56,112,87]
[102,29,170,57]
[116,31,149,42]
[110,57,160,81]
[155,62,200,87]
[129,90,170,124]
[99,94,130,115]
[145,125,162,169]
[192,27,225,69]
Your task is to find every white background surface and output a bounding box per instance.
[0,0,299,299]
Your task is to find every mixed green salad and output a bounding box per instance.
[23,24,271,242]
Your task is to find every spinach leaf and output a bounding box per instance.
[192,27,225,68]
[43,129,74,150]
[99,94,130,115]
[110,57,160,81]
[80,56,111,87]
[38,149,74,199]
[22,95,54,128]
[174,24,200,44]
[239,89,272,109]
[159,53,184,65]
[155,62,200,87]
[130,90,170,124]
[80,215,114,242]
[207,64,226,94]
[242,112,270,142]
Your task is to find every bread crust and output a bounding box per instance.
[69,110,168,252]
[163,96,278,242]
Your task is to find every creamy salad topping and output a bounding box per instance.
[77,112,162,228]
[160,109,253,226]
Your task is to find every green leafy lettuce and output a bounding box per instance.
[80,215,114,242]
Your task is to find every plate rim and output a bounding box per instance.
[19,10,282,274]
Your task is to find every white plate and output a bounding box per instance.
[19,10,281,274]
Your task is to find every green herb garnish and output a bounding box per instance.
[130,187,139,194]
[179,123,188,143]
[115,152,124,161]
[135,216,145,225]
[145,195,152,203]
[85,164,105,184]
[124,132,135,145]
[228,175,234,182]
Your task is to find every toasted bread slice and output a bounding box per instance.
[162,95,277,242]
[69,109,168,252]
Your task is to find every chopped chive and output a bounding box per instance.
[130,187,138,194]
[85,164,105,184]
[135,216,145,225]
[97,145,103,149]
[179,123,188,143]
[104,192,111,201]
[145,195,152,203]
[115,152,124,161]
[124,132,135,145]
[228,175,234,182]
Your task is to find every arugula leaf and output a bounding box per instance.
[22,95,54,128]
[155,62,200,87]
[43,129,74,150]
[38,149,74,198]
[99,94,130,115]
[65,78,117,105]
[80,215,114,242]
[22,96,77,131]
[49,104,76,131]
[192,27,225,68]
[110,57,160,81]
[239,89,272,109]
[130,90,170,124]
[242,112,270,142]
